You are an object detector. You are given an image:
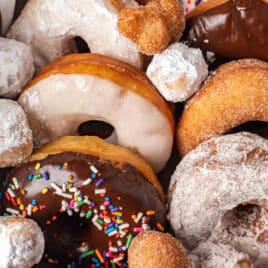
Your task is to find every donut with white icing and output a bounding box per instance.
[0,216,45,268]
[168,132,268,249]
[18,54,174,172]
[146,43,208,103]
[0,37,34,98]
[189,242,251,268]
[7,0,143,70]
[0,99,33,168]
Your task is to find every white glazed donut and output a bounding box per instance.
[18,54,174,172]
[0,99,33,168]
[189,242,251,268]
[146,43,208,103]
[0,37,34,98]
[7,0,143,70]
[168,132,268,249]
[0,216,45,268]
[0,0,16,35]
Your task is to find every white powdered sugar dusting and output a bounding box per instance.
[0,217,45,268]
[146,42,208,102]
[0,99,33,166]
[189,242,250,268]
[168,132,268,249]
[0,38,34,98]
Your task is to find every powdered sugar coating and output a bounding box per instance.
[189,242,250,268]
[146,42,208,102]
[210,205,268,265]
[0,99,33,167]
[168,132,268,249]
[0,38,34,98]
[0,216,45,268]
[7,0,142,70]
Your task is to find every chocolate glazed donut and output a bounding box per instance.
[184,0,268,61]
[0,136,166,267]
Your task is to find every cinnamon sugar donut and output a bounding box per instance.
[0,37,34,98]
[128,231,189,268]
[0,136,166,266]
[177,59,268,156]
[168,132,268,249]
[7,0,143,69]
[0,99,33,168]
[18,54,174,172]
[0,216,45,268]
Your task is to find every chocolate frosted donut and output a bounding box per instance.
[184,0,268,61]
[0,136,166,267]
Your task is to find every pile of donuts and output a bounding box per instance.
[0,0,267,267]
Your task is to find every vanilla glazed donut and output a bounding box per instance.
[0,216,45,268]
[177,59,268,156]
[0,136,166,267]
[7,0,143,70]
[18,54,174,172]
[168,132,268,249]
[0,37,34,98]
[0,99,33,168]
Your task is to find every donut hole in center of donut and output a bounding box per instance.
[74,37,90,53]
[227,121,268,139]
[77,120,116,143]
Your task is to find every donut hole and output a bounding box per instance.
[74,37,90,53]
[227,121,268,139]
[77,120,117,143]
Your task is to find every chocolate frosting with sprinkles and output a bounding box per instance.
[184,0,268,61]
[0,152,166,267]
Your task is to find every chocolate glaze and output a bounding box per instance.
[184,0,268,61]
[0,152,166,267]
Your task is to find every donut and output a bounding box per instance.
[168,132,268,249]
[184,0,268,61]
[180,0,208,14]
[0,216,45,268]
[146,42,208,103]
[128,231,189,268]
[210,205,268,265]
[189,242,251,268]
[0,37,34,98]
[7,0,143,69]
[0,0,16,35]
[18,53,174,172]
[0,136,166,266]
[176,59,268,156]
[0,99,33,168]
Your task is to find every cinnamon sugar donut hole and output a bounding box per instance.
[177,59,268,156]
[128,231,189,268]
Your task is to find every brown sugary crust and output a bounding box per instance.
[23,53,174,134]
[118,0,185,55]
[30,136,165,201]
[177,59,268,156]
[128,231,189,268]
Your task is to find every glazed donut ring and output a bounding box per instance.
[18,54,174,172]
[168,132,268,249]
[0,37,34,98]
[7,0,143,69]
[0,216,45,268]
[0,136,166,266]
[177,59,268,156]
[0,99,33,168]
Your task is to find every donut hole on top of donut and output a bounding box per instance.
[77,120,116,144]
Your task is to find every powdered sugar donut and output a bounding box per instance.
[0,216,45,268]
[168,132,268,249]
[189,242,251,268]
[7,0,143,70]
[0,99,33,167]
[146,43,208,102]
[0,37,34,98]
[210,205,268,265]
